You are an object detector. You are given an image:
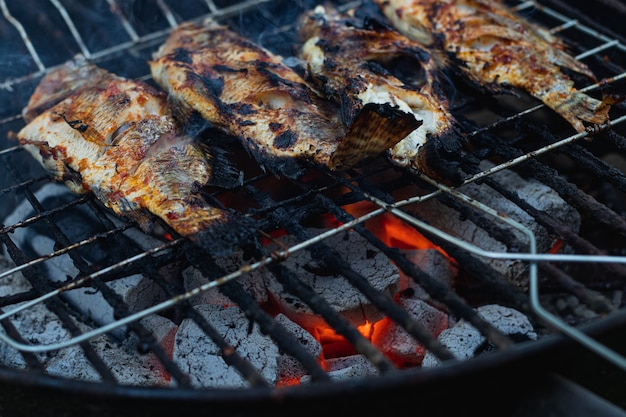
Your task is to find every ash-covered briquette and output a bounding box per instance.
[2,183,172,337]
[422,304,537,367]
[263,227,401,330]
[395,161,581,284]
[0,256,169,386]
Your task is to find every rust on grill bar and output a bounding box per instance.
[0,0,625,416]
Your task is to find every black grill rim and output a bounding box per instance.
[0,0,625,412]
[0,310,623,416]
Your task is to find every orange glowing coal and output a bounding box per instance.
[549,238,563,254]
[270,200,460,385]
[343,201,453,262]
[314,321,375,359]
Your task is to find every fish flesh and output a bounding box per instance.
[298,4,464,183]
[149,20,422,177]
[375,0,612,133]
[17,57,249,254]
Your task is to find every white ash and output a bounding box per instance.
[397,162,580,283]
[301,354,379,383]
[0,256,168,385]
[0,257,82,370]
[137,314,178,355]
[540,293,602,325]
[398,248,457,310]
[131,314,179,382]
[182,251,269,306]
[274,313,322,383]
[2,183,170,338]
[264,228,400,330]
[0,257,36,369]
[173,304,279,388]
[45,331,169,386]
[371,297,449,366]
[422,304,537,367]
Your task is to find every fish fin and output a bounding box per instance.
[198,143,244,189]
[168,96,209,133]
[547,90,612,133]
[552,49,597,80]
[329,102,422,170]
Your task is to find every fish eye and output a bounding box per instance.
[369,55,428,89]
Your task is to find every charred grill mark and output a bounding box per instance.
[363,16,394,32]
[213,64,247,75]
[109,123,132,145]
[316,38,340,54]
[117,95,132,107]
[171,47,194,64]
[197,71,225,98]
[235,103,257,116]
[273,130,298,149]
[323,58,339,73]
[365,60,390,77]
[407,45,431,63]
[57,112,89,133]
[340,91,360,126]
[255,62,313,104]
[269,122,282,132]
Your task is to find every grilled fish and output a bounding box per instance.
[149,20,421,177]
[298,5,463,183]
[17,57,248,254]
[375,0,612,133]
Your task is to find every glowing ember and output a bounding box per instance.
[343,201,452,259]
[549,238,563,254]
[314,320,376,359]
[377,213,442,251]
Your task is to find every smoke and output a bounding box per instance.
[221,0,317,60]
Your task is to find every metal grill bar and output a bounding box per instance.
[106,0,140,41]
[49,0,93,58]
[0,0,44,72]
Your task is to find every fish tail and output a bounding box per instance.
[329,102,422,170]
[198,143,244,189]
[545,89,611,133]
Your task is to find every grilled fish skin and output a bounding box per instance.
[375,0,612,133]
[149,20,421,177]
[298,5,464,184]
[17,57,248,255]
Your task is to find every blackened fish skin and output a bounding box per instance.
[299,4,464,183]
[17,57,249,255]
[376,0,612,133]
[149,20,422,177]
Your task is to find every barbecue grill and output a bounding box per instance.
[0,0,625,416]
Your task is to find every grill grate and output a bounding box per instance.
[0,0,625,394]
